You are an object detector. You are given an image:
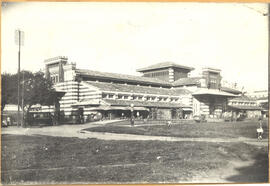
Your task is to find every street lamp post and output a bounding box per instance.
[130,103,134,126]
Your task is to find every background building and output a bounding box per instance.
[246,90,268,118]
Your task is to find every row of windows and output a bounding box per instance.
[102,93,179,102]
[144,71,169,78]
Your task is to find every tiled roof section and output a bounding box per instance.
[76,69,171,87]
[103,99,183,108]
[220,87,242,94]
[85,81,191,96]
[228,105,262,110]
[172,77,201,87]
[136,62,194,72]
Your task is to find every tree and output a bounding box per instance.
[1,73,18,111]
[1,70,55,125]
[21,71,55,123]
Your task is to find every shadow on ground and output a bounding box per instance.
[226,151,269,183]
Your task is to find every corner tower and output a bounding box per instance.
[202,67,222,89]
[44,56,77,83]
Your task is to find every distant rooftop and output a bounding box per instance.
[202,67,221,73]
[136,62,195,72]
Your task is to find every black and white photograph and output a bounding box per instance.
[1,2,269,184]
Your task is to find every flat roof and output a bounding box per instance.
[137,62,195,72]
[192,88,238,97]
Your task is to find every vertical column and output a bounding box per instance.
[59,62,64,82]
[45,65,50,79]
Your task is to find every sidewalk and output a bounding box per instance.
[1,120,268,147]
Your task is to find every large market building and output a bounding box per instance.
[40,56,262,121]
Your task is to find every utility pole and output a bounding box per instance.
[15,29,24,127]
[22,72,25,127]
[17,30,21,127]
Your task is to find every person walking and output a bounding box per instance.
[6,117,11,126]
[257,117,264,140]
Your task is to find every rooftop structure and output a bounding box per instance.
[137,62,195,83]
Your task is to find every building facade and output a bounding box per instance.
[41,56,262,121]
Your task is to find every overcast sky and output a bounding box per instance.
[1,2,268,91]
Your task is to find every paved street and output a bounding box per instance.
[2,120,268,147]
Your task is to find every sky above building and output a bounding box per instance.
[1,2,268,91]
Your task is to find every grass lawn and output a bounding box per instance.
[85,120,269,139]
[1,134,268,184]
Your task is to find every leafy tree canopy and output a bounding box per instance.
[1,70,55,111]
